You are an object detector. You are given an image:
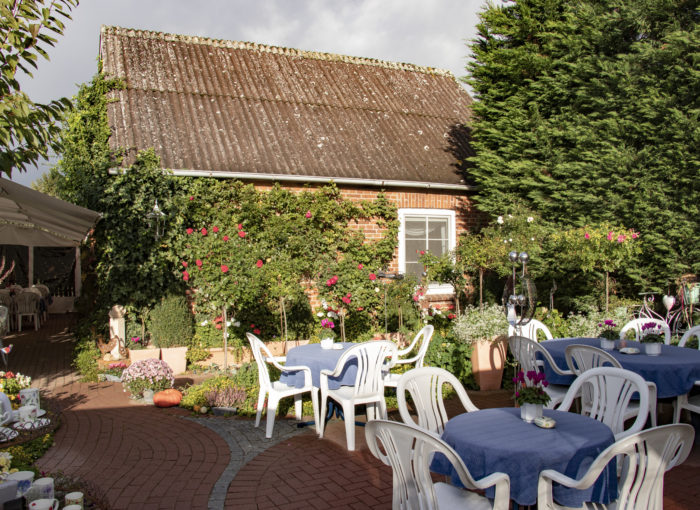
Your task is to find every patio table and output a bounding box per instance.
[431,407,617,507]
[540,337,700,398]
[279,342,357,390]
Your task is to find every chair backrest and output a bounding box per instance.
[395,325,434,368]
[508,335,568,378]
[14,291,39,314]
[397,367,478,435]
[246,333,273,391]
[565,344,621,374]
[336,341,396,398]
[34,284,50,297]
[508,319,553,342]
[365,419,510,510]
[620,318,671,344]
[0,293,12,308]
[538,424,694,510]
[559,366,649,439]
[0,392,12,426]
[678,325,700,348]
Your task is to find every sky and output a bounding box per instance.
[12,0,486,187]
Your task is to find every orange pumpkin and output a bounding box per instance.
[153,388,182,408]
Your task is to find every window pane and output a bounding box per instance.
[405,240,424,263]
[405,218,426,239]
[428,239,448,256]
[428,218,448,240]
[405,261,423,278]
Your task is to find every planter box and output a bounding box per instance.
[161,346,188,375]
[128,348,161,363]
[212,406,238,416]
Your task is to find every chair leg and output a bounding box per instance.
[294,394,303,420]
[311,388,320,434]
[674,394,687,424]
[265,394,280,438]
[342,402,356,451]
[649,385,657,427]
[319,392,328,438]
[255,389,266,428]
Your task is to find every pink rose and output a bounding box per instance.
[631,232,639,239]
[584,232,590,239]
[617,234,626,243]
[195,259,203,267]
[189,196,194,201]
[238,231,246,238]
[607,231,614,241]
[215,324,222,330]
[182,261,188,268]
[420,250,425,256]
[201,228,207,236]
[256,259,263,268]
[305,211,312,218]
[212,226,219,233]
[238,223,243,230]
[223,235,229,241]
[182,271,190,281]
[342,296,351,305]
[186,228,194,235]
[357,264,363,270]
[221,265,229,273]
[369,273,377,281]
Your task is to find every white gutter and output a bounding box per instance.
[109,168,475,191]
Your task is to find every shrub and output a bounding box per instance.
[452,303,509,344]
[148,294,194,348]
[423,331,476,389]
[121,359,174,397]
[72,338,100,382]
[1,433,54,473]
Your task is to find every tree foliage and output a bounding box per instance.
[467,0,699,291]
[0,0,78,176]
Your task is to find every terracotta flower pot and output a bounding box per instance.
[160,346,188,375]
[128,347,161,363]
[471,336,507,391]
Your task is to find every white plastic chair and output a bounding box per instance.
[397,367,478,435]
[619,318,671,344]
[565,344,657,427]
[14,291,40,331]
[384,325,434,388]
[558,366,650,440]
[508,319,553,342]
[537,423,694,510]
[508,336,571,409]
[366,419,510,510]
[246,333,319,438]
[319,340,397,451]
[0,294,13,331]
[32,285,49,321]
[672,325,700,423]
[0,392,13,426]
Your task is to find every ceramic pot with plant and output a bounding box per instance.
[513,370,551,422]
[640,321,664,356]
[452,304,508,390]
[597,319,618,350]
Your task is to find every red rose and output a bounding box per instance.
[357,264,363,270]
[189,196,194,201]
[214,316,223,323]
[223,235,229,241]
[186,228,194,235]
[253,328,261,335]
[250,324,255,328]
[238,223,243,230]
[221,265,229,273]
[256,259,263,268]
[342,296,351,305]
[238,231,246,238]
[181,261,188,268]
[201,228,207,236]
[369,273,377,281]
[447,313,456,320]
[212,226,219,233]
[420,250,425,255]
[195,259,203,267]
[182,271,190,281]
[215,324,222,330]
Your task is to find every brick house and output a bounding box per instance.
[99,26,480,305]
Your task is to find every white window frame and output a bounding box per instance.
[398,208,456,295]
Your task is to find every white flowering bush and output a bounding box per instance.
[121,359,174,397]
[452,304,509,345]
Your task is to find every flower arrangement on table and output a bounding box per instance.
[0,371,32,409]
[597,319,618,341]
[640,322,665,343]
[320,318,336,340]
[513,370,551,406]
[121,359,174,398]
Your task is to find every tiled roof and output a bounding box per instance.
[100,26,475,188]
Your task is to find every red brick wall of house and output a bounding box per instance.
[253,182,487,312]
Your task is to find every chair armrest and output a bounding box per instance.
[279,364,313,388]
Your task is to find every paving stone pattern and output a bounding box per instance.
[4,314,697,509]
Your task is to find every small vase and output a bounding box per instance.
[644,343,662,356]
[520,403,543,423]
[600,338,616,350]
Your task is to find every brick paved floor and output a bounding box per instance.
[4,314,698,509]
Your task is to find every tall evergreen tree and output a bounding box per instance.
[468,0,699,291]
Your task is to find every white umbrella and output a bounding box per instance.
[0,178,101,247]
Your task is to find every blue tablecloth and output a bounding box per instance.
[541,337,700,398]
[431,408,617,507]
[278,343,357,389]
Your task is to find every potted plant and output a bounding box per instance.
[640,321,664,356]
[121,358,174,402]
[205,386,247,416]
[597,319,618,350]
[148,295,194,375]
[513,370,551,422]
[452,304,508,390]
[127,335,161,363]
